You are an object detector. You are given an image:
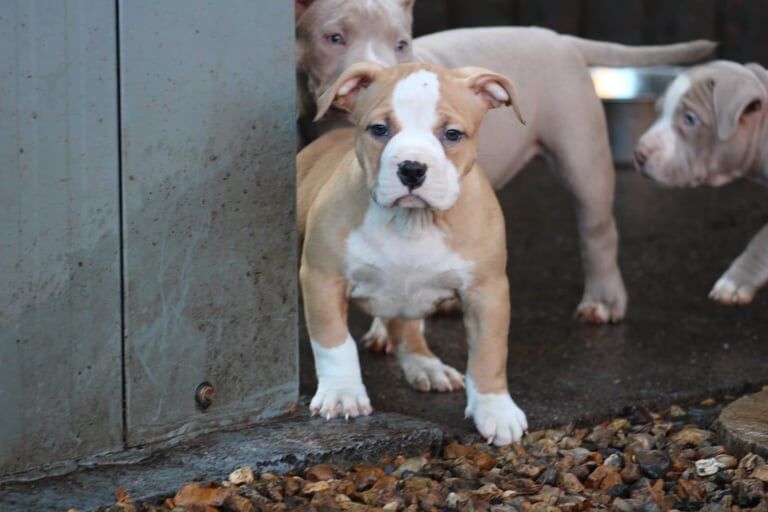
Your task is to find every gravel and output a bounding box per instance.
[85,400,768,512]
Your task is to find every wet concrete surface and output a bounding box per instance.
[300,162,768,437]
[0,408,443,511]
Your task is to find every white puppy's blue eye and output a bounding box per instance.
[368,123,389,138]
[443,129,464,143]
[683,111,700,127]
[396,40,409,52]
[327,33,346,45]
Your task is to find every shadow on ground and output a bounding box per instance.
[300,162,768,436]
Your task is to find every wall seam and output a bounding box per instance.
[114,0,128,449]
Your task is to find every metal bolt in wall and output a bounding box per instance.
[195,382,215,410]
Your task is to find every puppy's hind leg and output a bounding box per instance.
[710,223,768,305]
[388,318,464,393]
[546,82,627,324]
[362,317,394,353]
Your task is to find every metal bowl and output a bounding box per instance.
[590,66,681,166]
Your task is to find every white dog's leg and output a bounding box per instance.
[546,78,628,324]
[710,223,768,305]
[310,335,372,419]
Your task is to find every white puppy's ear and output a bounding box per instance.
[457,67,526,125]
[314,62,384,121]
[401,0,416,15]
[295,0,314,22]
[711,73,767,141]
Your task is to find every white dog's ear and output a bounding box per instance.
[457,67,526,125]
[711,74,766,141]
[401,0,416,15]
[314,62,384,121]
[295,0,314,22]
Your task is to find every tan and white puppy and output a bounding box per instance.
[298,61,528,445]
[635,61,768,304]
[296,0,717,353]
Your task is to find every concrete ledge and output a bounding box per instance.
[717,389,768,459]
[0,409,444,511]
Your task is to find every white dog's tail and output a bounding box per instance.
[563,36,717,67]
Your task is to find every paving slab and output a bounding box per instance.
[0,409,443,511]
[300,163,768,436]
[718,388,768,459]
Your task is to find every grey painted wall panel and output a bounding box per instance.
[0,0,122,474]
[119,1,298,445]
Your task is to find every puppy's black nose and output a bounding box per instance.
[397,160,427,190]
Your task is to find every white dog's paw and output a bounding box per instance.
[576,278,628,324]
[709,276,756,305]
[310,384,373,420]
[576,297,626,324]
[362,318,394,354]
[398,350,464,392]
[465,377,527,446]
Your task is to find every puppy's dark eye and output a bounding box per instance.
[395,40,409,52]
[683,111,700,127]
[443,129,464,143]
[369,123,389,138]
[327,33,346,45]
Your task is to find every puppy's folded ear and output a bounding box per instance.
[295,0,314,22]
[712,72,767,141]
[314,62,384,122]
[456,67,526,125]
[401,0,416,15]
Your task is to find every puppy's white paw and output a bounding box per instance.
[310,384,373,420]
[709,276,756,305]
[465,377,527,447]
[577,277,627,324]
[398,350,464,392]
[362,318,394,354]
[310,336,373,420]
[576,298,625,324]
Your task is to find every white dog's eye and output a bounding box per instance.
[683,111,700,127]
[326,33,346,45]
[395,40,409,52]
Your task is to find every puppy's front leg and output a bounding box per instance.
[710,223,768,305]
[462,278,527,446]
[300,266,372,419]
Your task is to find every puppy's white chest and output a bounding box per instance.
[345,207,473,319]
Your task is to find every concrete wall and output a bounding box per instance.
[0,0,123,475]
[0,0,297,475]
[119,0,298,446]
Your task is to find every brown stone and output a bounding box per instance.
[717,390,768,459]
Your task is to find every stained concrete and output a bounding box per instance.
[0,409,443,511]
[300,163,768,438]
[718,389,768,459]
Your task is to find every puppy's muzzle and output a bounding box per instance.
[397,160,428,190]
